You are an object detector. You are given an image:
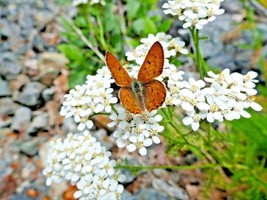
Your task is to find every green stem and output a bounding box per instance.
[161,108,200,151]
[190,27,207,80]
[96,12,108,50]
[65,17,105,62]
[116,163,216,171]
[89,112,110,119]
[111,104,118,115]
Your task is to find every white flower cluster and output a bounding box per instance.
[203,69,262,122]
[125,32,188,66]
[43,130,125,200]
[60,66,117,131]
[73,0,105,6]
[164,68,262,131]
[108,107,164,156]
[162,0,225,29]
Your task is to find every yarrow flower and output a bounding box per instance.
[125,32,188,65]
[108,106,164,156]
[60,66,117,131]
[166,68,262,131]
[73,0,105,6]
[43,130,125,200]
[203,69,262,122]
[162,0,225,29]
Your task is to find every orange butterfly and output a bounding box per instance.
[105,42,166,114]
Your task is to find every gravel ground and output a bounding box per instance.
[0,0,266,199]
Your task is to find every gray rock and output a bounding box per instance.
[221,0,243,13]
[0,19,20,43]
[0,77,11,97]
[120,158,140,184]
[18,6,34,30]
[0,52,22,80]
[200,40,224,58]
[16,82,46,107]
[94,129,114,150]
[121,190,138,200]
[152,179,189,200]
[62,117,78,134]
[34,10,54,30]
[32,35,45,52]
[258,23,267,43]
[241,30,254,46]
[0,116,12,128]
[32,112,48,129]
[200,14,234,59]
[20,140,38,156]
[42,87,54,102]
[235,50,253,68]
[262,45,267,59]
[137,188,169,200]
[207,53,235,69]
[11,106,32,132]
[0,97,19,115]
[28,112,48,135]
[0,40,11,53]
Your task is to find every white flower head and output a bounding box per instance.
[60,66,118,130]
[163,0,225,29]
[168,68,262,131]
[125,32,188,65]
[73,0,105,6]
[43,130,124,200]
[110,106,164,155]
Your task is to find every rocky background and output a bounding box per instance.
[0,0,266,200]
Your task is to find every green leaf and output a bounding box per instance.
[111,33,123,52]
[126,0,141,20]
[68,69,89,88]
[74,16,88,28]
[57,44,84,61]
[143,18,157,35]
[132,18,145,35]
[158,19,173,32]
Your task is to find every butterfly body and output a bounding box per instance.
[130,79,146,111]
[106,42,166,114]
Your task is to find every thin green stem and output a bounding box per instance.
[116,163,216,171]
[161,108,200,151]
[65,17,105,62]
[96,12,108,50]
[111,104,118,115]
[190,27,208,80]
[89,112,110,118]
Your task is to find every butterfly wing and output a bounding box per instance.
[119,87,142,114]
[106,52,132,87]
[143,80,166,112]
[137,42,164,83]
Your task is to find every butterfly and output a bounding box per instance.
[105,41,166,114]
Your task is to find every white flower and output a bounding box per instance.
[168,37,188,54]
[73,0,105,6]
[244,96,262,111]
[167,68,262,130]
[43,130,124,200]
[163,0,225,29]
[205,68,231,86]
[72,0,88,6]
[179,88,209,112]
[183,14,208,29]
[183,110,206,131]
[164,68,186,106]
[125,32,188,65]
[203,69,262,123]
[60,66,117,130]
[110,106,164,155]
